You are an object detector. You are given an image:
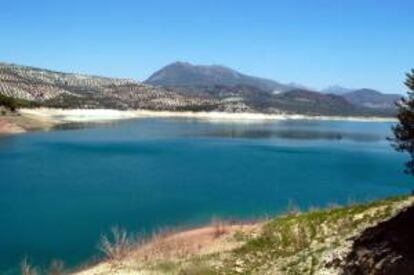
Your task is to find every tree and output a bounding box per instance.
[0,93,17,112]
[392,70,414,175]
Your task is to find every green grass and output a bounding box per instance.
[154,260,178,273]
[213,195,410,274]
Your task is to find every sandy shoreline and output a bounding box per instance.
[0,117,26,134]
[19,108,397,123]
[0,111,58,136]
[0,108,397,136]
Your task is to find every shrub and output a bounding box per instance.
[0,93,39,111]
[0,93,17,112]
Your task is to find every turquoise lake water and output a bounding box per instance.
[0,118,412,273]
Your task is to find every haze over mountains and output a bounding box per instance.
[0,61,399,117]
[322,85,355,95]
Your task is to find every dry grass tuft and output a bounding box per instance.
[98,227,132,262]
[21,258,38,275]
[211,217,227,238]
[286,199,301,216]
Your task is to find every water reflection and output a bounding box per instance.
[0,135,18,150]
[52,121,122,131]
[206,128,383,142]
[49,118,388,143]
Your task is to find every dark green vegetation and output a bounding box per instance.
[0,93,17,111]
[0,61,398,116]
[0,93,37,112]
[392,70,414,175]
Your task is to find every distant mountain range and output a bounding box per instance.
[342,89,400,109]
[0,61,399,117]
[321,85,400,109]
[146,62,400,111]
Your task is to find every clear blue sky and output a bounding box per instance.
[1,0,413,93]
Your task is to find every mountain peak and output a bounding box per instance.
[144,62,290,92]
[168,61,193,67]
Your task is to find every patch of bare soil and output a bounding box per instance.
[0,117,25,134]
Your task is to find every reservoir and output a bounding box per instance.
[0,118,411,273]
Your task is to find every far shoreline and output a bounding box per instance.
[0,107,397,136]
[20,108,397,123]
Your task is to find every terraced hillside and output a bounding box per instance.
[0,62,137,100]
[0,63,219,111]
